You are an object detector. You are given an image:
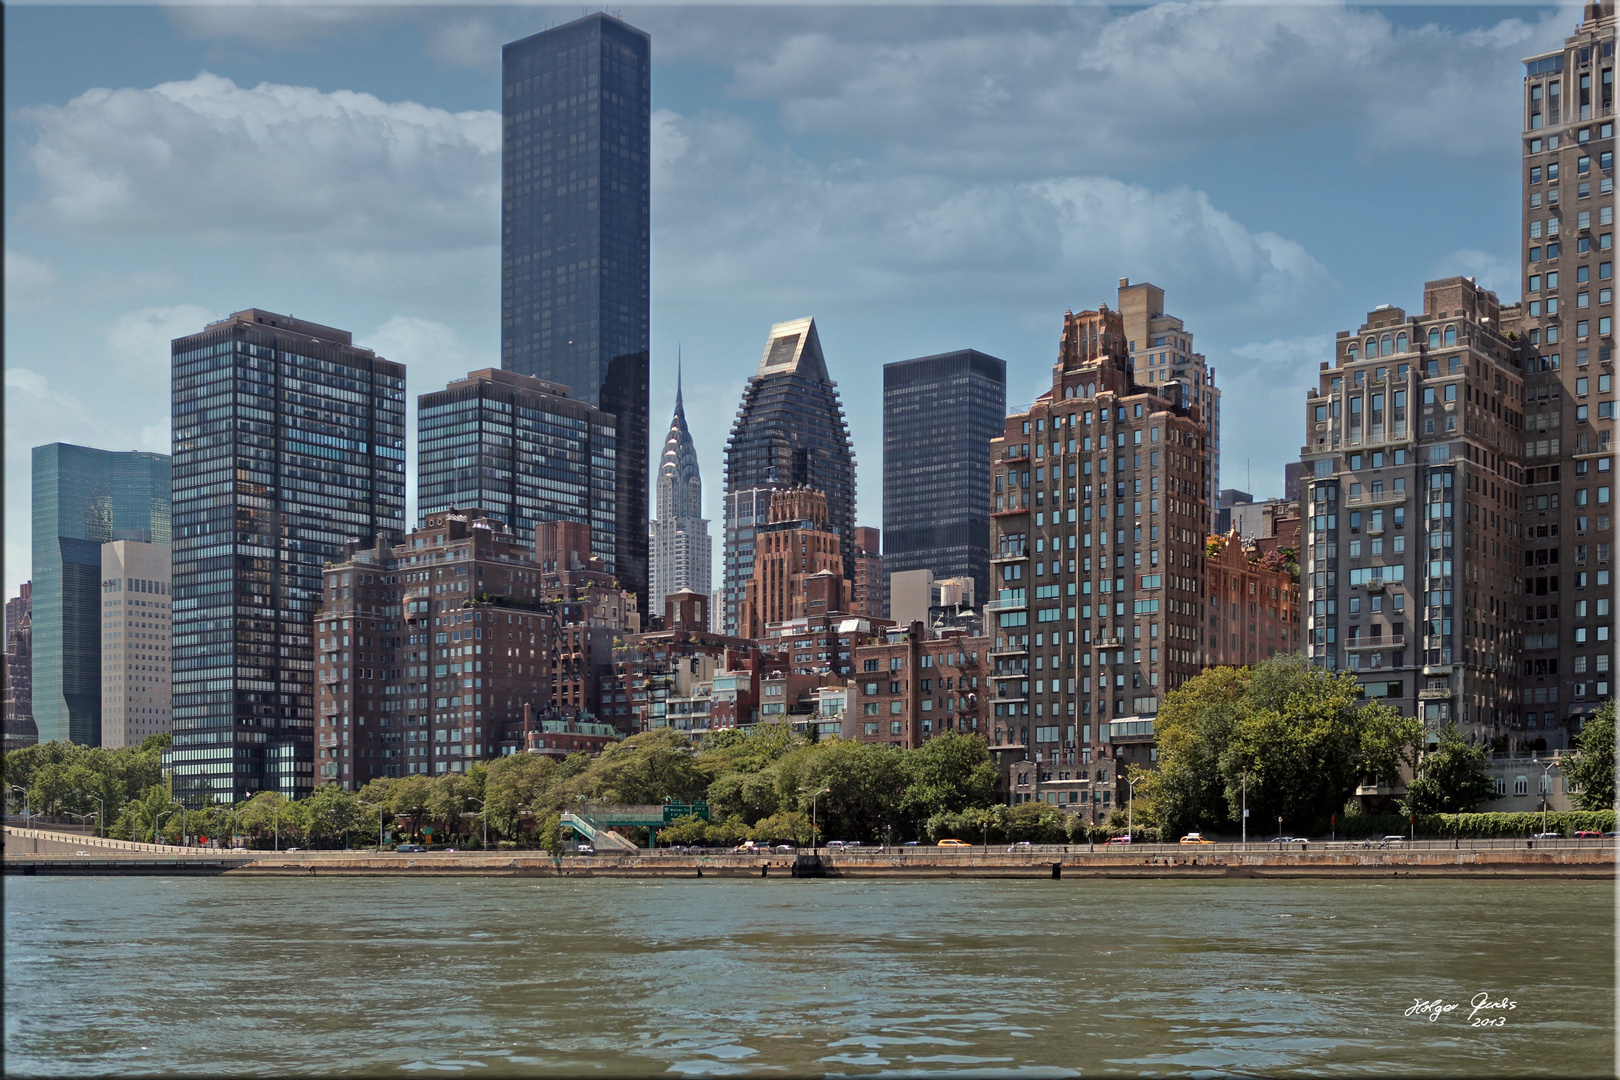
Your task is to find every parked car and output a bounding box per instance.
[733,840,760,853]
[937,839,971,848]
[1105,835,1132,845]
[1603,831,1618,839]
[1007,841,1033,851]
[826,840,850,850]
[1530,832,1562,840]
[285,847,302,853]
[395,843,425,853]
[1179,833,1214,845]
[1573,831,1603,839]
[903,840,921,847]
[773,844,795,853]
[1269,836,1299,845]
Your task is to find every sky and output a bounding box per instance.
[2,0,1580,605]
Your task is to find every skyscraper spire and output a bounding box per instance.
[649,349,711,617]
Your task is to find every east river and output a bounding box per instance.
[4,876,1613,1076]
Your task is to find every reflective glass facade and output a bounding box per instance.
[882,350,1006,611]
[722,318,855,636]
[418,369,617,569]
[502,14,650,615]
[168,310,405,805]
[31,444,170,746]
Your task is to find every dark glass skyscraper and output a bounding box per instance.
[169,310,405,805]
[722,317,855,636]
[502,14,650,616]
[882,350,1006,609]
[418,368,618,570]
[31,444,170,745]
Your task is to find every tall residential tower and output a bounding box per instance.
[1517,0,1616,740]
[169,310,405,804]
[722,318,856,636]
[502,14,651,616]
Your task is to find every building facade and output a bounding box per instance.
[851,526,884,619]
[169,310,405,804]
[1518,1,1617,741]
[1203,533,1301,668]
[1302,279,1527,747]
[100,541,172,749]
[5,584,35,752]
[418,368,620,576]
[849,626,988,749]
[989,303,1210,776]
[739,488,849,639]
[1117,279,1222,529]
[882,349,1006,611]
[501,14,651,617]
[31,443,170,746]
[315,510,557,787]
[649,370,712,618]
[722,318,856,636]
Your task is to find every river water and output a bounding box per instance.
[4,876,1613,1076]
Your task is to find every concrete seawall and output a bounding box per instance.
[5,829,1613,879]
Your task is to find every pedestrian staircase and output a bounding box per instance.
[559,811,641,853]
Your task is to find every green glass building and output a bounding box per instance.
[31,444,171,746]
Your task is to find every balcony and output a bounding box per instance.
[1417,687,1452,701]
[1345,635,1404,652]
[1422,664,1454,676]
[1348,490,1408,508]
[986,596,1028,612]
[1366,578,1386,592]
[991,548,1028,562]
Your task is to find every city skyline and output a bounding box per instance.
[2,2,1580,605]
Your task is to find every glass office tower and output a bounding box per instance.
[31,444,170,745]
[169,310,405,805]
[502,14,651,616]
[882,349,1006,612]
[418,368,618,570]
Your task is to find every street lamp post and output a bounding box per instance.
[8,785,31,830]
[800,787,830,852]
[79,793,106,839]
[155,806,179,846]
[1241,772,1248,850]
[1125,774,1142,841]
[1536,758,1559,836]
[468,797,488,849]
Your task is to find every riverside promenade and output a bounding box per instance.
[5,827,1612,879]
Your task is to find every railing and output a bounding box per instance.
[1345,635,1405,652]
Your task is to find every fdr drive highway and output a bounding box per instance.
[5,827,1613,880]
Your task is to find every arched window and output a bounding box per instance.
[1395,332,1408,352]
[1428,328,1441,349]
[1086,382,1095,397]
[1445,325,1457,346]
[1347,345,1359,362]
[1365,337,1379,358]
[1380,334,1393,355]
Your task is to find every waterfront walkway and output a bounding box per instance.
[5,827,1612,878]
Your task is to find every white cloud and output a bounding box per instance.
[724,2,1569,178]
[366,314,494,376]
[105,305,219,379]
[652,108,1327,333]
[5,250,60,312]
[22,72,500,250]
[166,2,398,48]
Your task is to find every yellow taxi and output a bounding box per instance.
[937,838,972,847]
[1179,832,1215,845]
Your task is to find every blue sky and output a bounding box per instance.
[3,1,1577,603]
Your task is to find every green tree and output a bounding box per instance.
[898,732,998,830]
[749,810,812,845]
[1005,801,1068,843]
[584,728,710,805]
[484,753,559,838]
[1149,656,1422,837]
[387,776,435,840]
[302,785,365,848]
[656,813,711,846]
[1402,722,1494,814]
[775,739,905,842]
[705,768,783,823]
[1566,700,1616,812]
